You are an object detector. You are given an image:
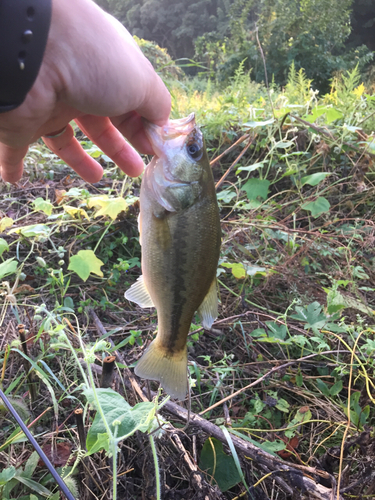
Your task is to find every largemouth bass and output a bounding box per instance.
[125,113,221,399]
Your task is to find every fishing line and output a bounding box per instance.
[0,388,76,500]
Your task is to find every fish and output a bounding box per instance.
[125,113,221,400]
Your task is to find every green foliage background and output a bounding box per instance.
[95,0,374,90]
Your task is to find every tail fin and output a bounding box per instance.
[134,339,188,400]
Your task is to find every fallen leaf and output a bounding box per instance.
[14,285,35,295]
[277,436,299,459]
[63,205,90,220]
[55,189,67,205]
[0,217,13,232]
[39,442,73,467]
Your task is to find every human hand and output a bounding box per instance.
[0,0,171,183]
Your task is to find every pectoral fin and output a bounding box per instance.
[125,275,154,308]
[198,278,218,329]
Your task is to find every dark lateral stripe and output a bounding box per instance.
[167,211,190,351]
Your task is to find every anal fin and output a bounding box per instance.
[198,278,218,329]
[125,275,154,308]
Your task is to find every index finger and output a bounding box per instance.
[42,125,104,183]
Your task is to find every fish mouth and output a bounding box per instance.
[143,113,197,157]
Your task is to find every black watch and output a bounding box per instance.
[0,0,52,113]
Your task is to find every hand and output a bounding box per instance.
[0,0,171,183]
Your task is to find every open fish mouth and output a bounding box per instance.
[143,113,197,157]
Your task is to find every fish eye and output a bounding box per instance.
[187,143,203,160]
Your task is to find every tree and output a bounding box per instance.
[95,0,234,60]
[94,0,373,90]
[254,0,373,90]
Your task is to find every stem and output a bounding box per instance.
[112,439,118,500]
[87,361,119,497]
[149,434,161,500]
[100,355,116,388]
[74,409,86,450]
[87,366,113,438]
[18,324,38,402]
[49,314,89,387]
[94,221,113,253]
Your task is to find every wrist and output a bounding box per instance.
[0,0,52,113]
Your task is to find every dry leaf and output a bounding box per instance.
[55,189,67,205]
[14,284,35,295]
[39,442,73,467]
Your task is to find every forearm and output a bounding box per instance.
[0,0,52,113]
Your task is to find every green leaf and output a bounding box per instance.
[304,106,343,124]
[246,264,266,276]
[84,388,155,452]
[221,262,246,279]
[228,429,283,457]
[216,190,237,203]
[253,398,265,414]
[266,321,287,340]
[88,196,128,220]
[0,258,18,280]
[256,336,292,345]
[300,172,331,187]
[260,440,286,453]
[10,224,51,240]
[291,335,310,347]
[15,476,53,496]
[291,302,329,333]
[326,289,347,315]
[301,197,330,217]
[0,238,9,257]
[68,250,104,281]
[316,379,330,397]
[23,451,39,478]
[85,432,109,456]
[199,437,241,492]
[250,328,267,338]
[84,144,103,158]
[275,398,290,412]
[0,466,16,485]
[310,336,330,350]
[0,427,27,452]
[294,407,312,423]
[275,140,295,149]
[243,118,275,127]
[63,296,75,311]
[330,380,343,396]
[325,107,344,124]
[32,198,53,216]
[12,348,59,418]
[236,162,265,174]
[242,178,270,201]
